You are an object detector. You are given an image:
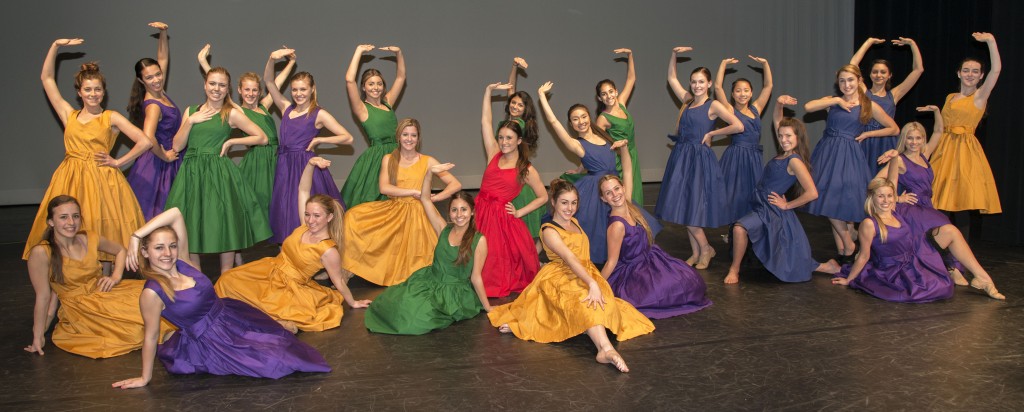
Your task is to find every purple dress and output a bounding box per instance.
[720,106,764,223]
[606,216,712,319]
[737,154,819,282]
[894,154,962,270]
[655,100,729,228]
[805,105,871,222]
[860,91,898,175]
[268,106,343,243]
[126,96,182,220]
[147,260,330,378]
[835,214,954,303]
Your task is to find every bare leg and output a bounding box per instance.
[189,253,202,273]
[219,252,236,274]
[829,218,855,256]
[725,225,747,284]
[234,252,243,267]
[815,259,841,274]
[932,225,1004,300]
[688,227,715,269]
[685,229,699,265]
[585,325,629,373]
[847,222,858,243]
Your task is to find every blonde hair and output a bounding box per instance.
[290,72,320,118]
[598,174,654,245]
[237,72,262,106]
[387,118,422,185]
[895,122,927,154]
[205,67,234,124]
[836,64,873,124]
[307,194,345,257]
[864,178,896,243]
[138,226,179,301]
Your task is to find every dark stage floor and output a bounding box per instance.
[1,184,1021,411]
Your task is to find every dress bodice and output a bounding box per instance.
[279,106,321,152]
[731,106,762,148]
[142,96,182,149]
[64,111,115,159]
[864,90,896,132]
[478,153,523,204]
[579,138,617,175]
[823,104,866,139]
[184,105,232,155]
[898,154,935,209]
[673,100,715,144]
[541,218,590,265]
[241,105,278,146]
[362,102,399,145]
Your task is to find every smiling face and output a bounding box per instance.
[690,71,711,98]
[552,190,579,221]
[869,63,891,88]
[904,128,925,153]
[569,107,591,135]
[732,80,752,107]
[304,201,334,236]
[871,185,896,213]
[363,75,384,101]
[238,79,261,107]
[599,177,626,208]
[496,127,522,154]
[958,60,984,88]
[141,230,179,274]
[47,202,82,238]
[77,79,105,109]
[597,83,618,108]
[837,70,860,98]
[139,64,164,95]
[398,125,420,152]
[449,197,473,228]
[777,126,798,154]
[290,78,313,107]
[205,72,229,103]
[508,95,525,118]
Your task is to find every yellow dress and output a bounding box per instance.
[23,110,145,260]
[341,154,436,286]
[488,219,655,343]
[930,93,1002,213]
[46,231,147,358]
[214,226,344,332]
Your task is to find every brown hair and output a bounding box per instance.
[40,195,81,285]
[777,118,813,199]
[690,67,714,100]
[864,178,896,243]
[290,72,320,118]
[836,64,873,124]
[306,194,345,257]
[138,226,179,301]
[870,59,894,90]
[548,178,579,207]
[127,58,159,123]
[598,174,654,245]
[360,68,388,105]
[566,104,615,144]
[237,72,262,106]
[75,62,105,91]
[594,79,616,114]
[496,120,532,184]
[505,91,539,155]
[205,67,234,124]
[449,191,478,266]
[387,118,422,186]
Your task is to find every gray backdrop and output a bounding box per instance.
[0,0,853,205]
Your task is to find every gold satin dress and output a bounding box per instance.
[930,93,1002,213]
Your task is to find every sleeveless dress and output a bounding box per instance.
[860,91,898,175]
[805,104,871,222]
[894,154,962,271]
[149,260,330,377]
[507,117,543,239]
[238,105,278,222]
[476,153,539,297]
[601,104,644,205]
[606,216,712,319]
[719,106,764,223]
[268,106,343,243]
[488,219,655,343]
[44,231,148,358]
[572,138,661,264]
[364,226,484,335]
[341,102,398,208]
[736,154,820,282]
[655,100,729,227]
[126,96,182,221]
[342,154,436,286]
[214,225,345,332]
[834,214,955,303]
[164,105,271,253]
[23,110,144,261]
[930,93,1001,213]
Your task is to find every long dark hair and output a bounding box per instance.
[777,117,813,199]
[449,191,478,266]
[127,58,160,123]
[869,59,894,90]
[41,195,81,285]
[594,79,616,114]
[496,120,532,184]
[566,104,614,144]
[138,226,178,301]
[505,91,539,155]
[360,68,389,105]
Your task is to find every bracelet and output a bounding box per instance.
[131,233,142,240]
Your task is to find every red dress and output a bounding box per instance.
[475,153,539,297]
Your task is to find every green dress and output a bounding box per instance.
[341,102,398,208]
[165,105,272,253]
[238,105,278,221]
[364,225,484,335]
[601,103,643,205]
[506,117,543,238]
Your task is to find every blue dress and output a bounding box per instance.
[147,260,331,378]
[720,106,764,223]
[835,214,954,303]
[736,154,820,282]
[572,138,661,264]
[860,91,898,175]
[655,100,729,228]
[805,105,871,222]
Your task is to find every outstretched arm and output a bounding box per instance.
[111,290,164,389]
[833,220,875,285]
[918,105,943,159]
[481,82,511,159]
[308,110,355,150]
[381,46,406,106]
[972,32,1001,105]
[151,22,169,74]
[345,44,374,122]
[262,51,296,109]
[321,249,371,308]
[774,95,797,132]
[714,58,736,109]
[804,96,846,113]
[427,157,461,203]
[537,82,584,157]
[25,246,55,355]
[298,157,331,221]
[615,48,636,104]
[889,38,923,103]
[41,39,83,124]
[508,57,527,93]
[750,55,773,114]
[667,46,693,103]
[850,37,884,66]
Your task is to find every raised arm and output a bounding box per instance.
[262,51,296,109]
[298,157,331,220]
[804,96,847,113]
[703,101,744,145]
[41,39,83,124]
[667,46,693,103]
[263,48,294,113]
[774,95,797,132]
[481,82,511,159]
[419,163,452,235]
[100,112,155,169]
[972,32,1001,105]
[855,104,899,142]
[850,37,884,66]
[508,57,527,93]
[380,46,405,105]
[197,43,212,75]
[150,22,169,74]
[889,38,923,103]
[127,207,191,271]
[308,110,355,150]
[919,105,943,159]
[220,108,269,156]
[542,227,606,310]
[749,55,774,114]
[714,58,737,109]
[537,82,584,158]
[619,145,634,202]
[345,44,374,122]
[615,48,636,104]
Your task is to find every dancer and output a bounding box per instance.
[930,32,1002,216]
[24,39,151,261]
[725,98,841,284]
[714,55,773,223]
[489,179,655,373]
[215,157,371,332]
[477,83,547,297]
[364,166,491,335]
[494,57,544,240]
[595,48,644,205]
[111,207,331,389]
[25,196,149,358]
[656,46,744,269]
[342,118,461,286]
[537,81,660,264]
[125,22,182,221]
[830,179,957,302]
[803,64,898,263]
[341,44,405,208]
[197,44,296,222]
[264,48,354,243]
[164,67,271,273]
[599,167,712,318]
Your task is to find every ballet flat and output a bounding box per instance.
[970,278,1006,300]
[696,247,716,270]
[948,268,969,286]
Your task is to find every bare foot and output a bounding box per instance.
[596,349,629,373]
[278,320,299,334]
[816,259,841,274]
[724,269,740,284]
[498,324,512,334]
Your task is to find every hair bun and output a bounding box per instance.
[80,62,100,72]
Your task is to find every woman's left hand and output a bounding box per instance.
[610,140,628,150]
[504,202,519,218]
[305,137,320,152]
[831,277,850,286]
[96,275,119,293]
[349,299,372,309]
[581,283,606,310]
[112,377,149,389]
[94,152,119,168]
[767,192,789,210]
[701,133,713,146]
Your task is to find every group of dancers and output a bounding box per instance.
[22,22,1006,382]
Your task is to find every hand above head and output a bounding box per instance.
[513,57,528,69]
[972,32,995,43]
[148,22,168,30]
[916,105,939,112]
[672,46,693,54]
[487,82,512,91]
[54,38,84,47]
[270,48,295,60]
[891,37,915,46]
[613,48,632,55]
[722,57,739,65]
[867,37,885,45]
[356,44,375,53]
[198,44,211,61]
[777,95,798,106]
[748,55,768,65]
[538,81,553,94]
[379,45,401,53]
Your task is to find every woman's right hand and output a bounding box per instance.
[309,156,331,169]
[24,336,46,355]
[54,38,84,47]
[487,82,512,92]
[916,105,939,113]
[876,149,900,164]
[673,46,693,54]
[126,236,141,272]
[270,48,295,60]
[835,97,856,112]
[538,81,553,95]
[112,377,150,389]
[777,95,797,106]
[581,282,606,310]
[356,44,375,54]
[429,162,455,174]
[513,57,528,69]
[189,106,218,125]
